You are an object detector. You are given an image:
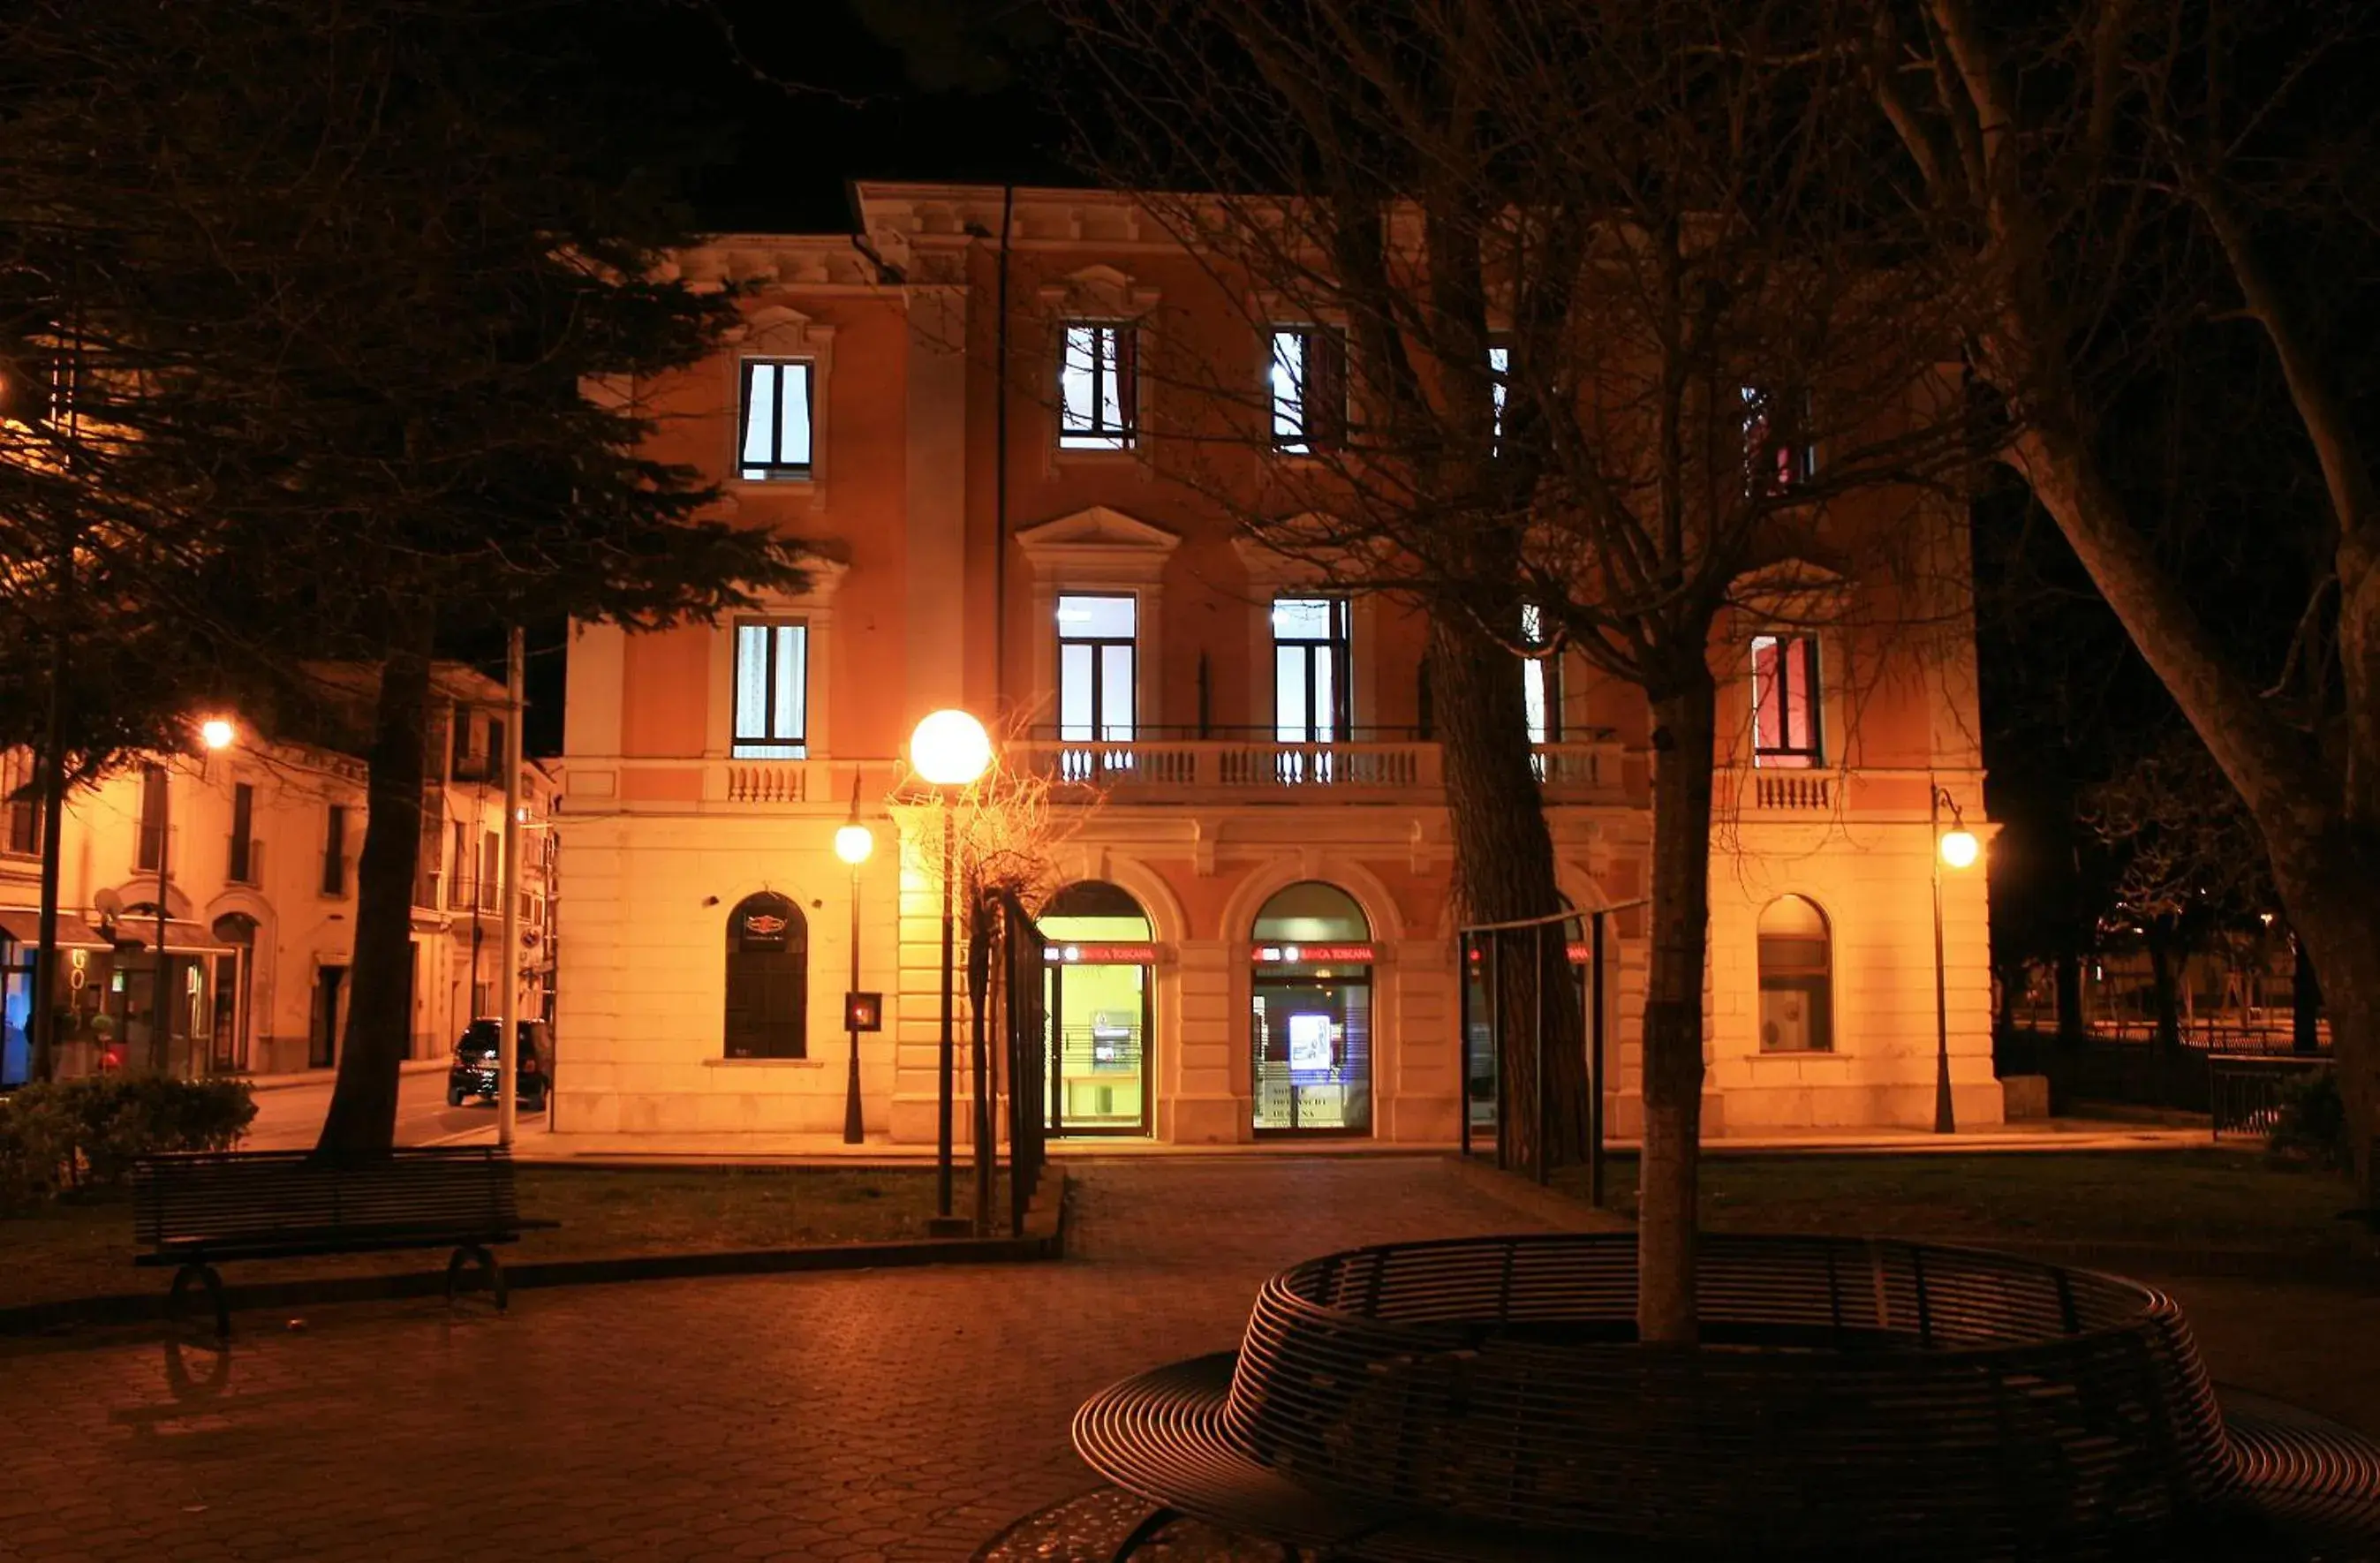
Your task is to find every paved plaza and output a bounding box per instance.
[4,1154,2376,1562]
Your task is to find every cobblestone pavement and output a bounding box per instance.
[0,1156,1561,1563]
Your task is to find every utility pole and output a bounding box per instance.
[498,627,525,1147]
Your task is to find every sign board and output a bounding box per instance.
[739,909,791,952]
[1043,942,1158,965]
[1252,943,1376,965]
[1466,944,1592,965]
[1287,1013,1334,1074]
[843,991,882,1032]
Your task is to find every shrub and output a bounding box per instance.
[2267,1068,2352,1172]
[0,1073,257,1200]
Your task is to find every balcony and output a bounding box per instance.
[1014,736,1625,804]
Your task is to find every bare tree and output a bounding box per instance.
[1066,0,1979,1339]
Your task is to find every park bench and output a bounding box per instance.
[132,1145,555,1337]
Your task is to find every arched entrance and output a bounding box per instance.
[1250,880,1373,1136]
[209,913,259,1073]
[724,892,809,1059]
[1039,880,1154,1136]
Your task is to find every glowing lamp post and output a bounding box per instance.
[910,710,991,1219]
[149,717,237,1074]
[1930,784,1978,1135]
[834,787,874,1147]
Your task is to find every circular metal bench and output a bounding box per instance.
[1070,1233,2380,1560]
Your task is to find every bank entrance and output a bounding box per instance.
[1251,881,1373,1136]
[1039,880,1152,1136]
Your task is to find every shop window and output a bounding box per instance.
[1059,322,1137,449]
[732,621,808,759]
[1757,895,1833,1053]
[724,892,808,1059]
[1269,326,1347,453]
[1056,593,1137,743]
[738,359,814,480]
[1039,880,1155,1136]
[1751,633,1821,767]
[1251,881,1373,1136]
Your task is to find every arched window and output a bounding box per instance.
[1039,881,1156,1136]
[725,892,808,1059]
[1757,895,1832,1053]
[1250,881,1373,1136]
[1251,880,1369,946]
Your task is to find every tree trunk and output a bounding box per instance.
[2268,860,2380,1199]
[1429,614,1586,1171]
[316,636,434,1156]
[2295,939,2323,1056]
[1638,670,1715,1346]
[2055,950,2086,1045]
[2145,926,2182,1053]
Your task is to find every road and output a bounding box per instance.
[241,1066,552,1151]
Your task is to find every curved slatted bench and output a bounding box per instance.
[1072,1233,2380,1561]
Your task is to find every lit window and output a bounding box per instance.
[1057,594,1137,743]
[1274,598,1351,744]
[1060,323,1137,449]
[1270,326,1347,453]
[1750,633,1820,767]
[1742,385,1813,493]
[732,622,808,759]
[738,359,814,480]
[1489,342,1511,447]
[1521,605,1560,744]
[1757,895,1833,1052]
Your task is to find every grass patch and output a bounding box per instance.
[1548,1150,2363,1254]
[0,1167,960,1313]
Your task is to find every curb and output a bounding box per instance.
[1,1170,1070,1340]
[238,1060,448,1094]
[1443,1153,1631,1231]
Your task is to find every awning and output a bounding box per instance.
[0,908,114,951]
[98,917,239,956]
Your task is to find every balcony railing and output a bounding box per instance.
[1014,737,1623,801]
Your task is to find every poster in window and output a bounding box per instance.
[1288,1013,1334,1075]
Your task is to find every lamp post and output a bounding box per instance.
[1930,782,1980,1135]
[910,709,992,1219]
[834,774,874,1146]
[146,718,236,1075]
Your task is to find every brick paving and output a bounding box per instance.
[0,1156,1559,1563]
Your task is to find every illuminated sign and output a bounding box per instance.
[1288,1014,1334,1073]
[1466,944,1592,964]
[743,913,789,938]
[1042,943,1158,965]
[1252,943,1375,964]
[843,991,883,1032]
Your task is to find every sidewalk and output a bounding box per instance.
[235,1058,446,1092]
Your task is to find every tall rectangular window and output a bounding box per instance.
[732,621,809,759]
[1273,598,1352,743]
[228,782,255,883]
[450,819,469,909]
[738,359,814,479]
[4,751,39,857]
[1521,605,1560,744]
[1489,343,1511,447]
[1059,323,1137,449]
[322,804,349,896]
[1742,384,1814,494]
[480,831,500,911]
[137,764,167,872]
[1056,593,1137,742]
[1270,326,1346,453]
[1751,633,1822,767]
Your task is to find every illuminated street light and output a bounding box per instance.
[1938,824,1980,871]
[200,717,235,751]
[836,774,875,1146]
[835,821,874,867]
[909,709,992,1219]
[1929,784,1974,1135]
[910,708,992,788]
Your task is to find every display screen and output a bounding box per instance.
[1288,1013,1334,1074]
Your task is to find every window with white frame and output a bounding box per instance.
[1521,604,1560,744]
[1750,632,1821,767]
[732,621,809,759]
[1273,598,1352,743]
[738,359,814,480]
[1057,594,1137,743]
[1269,326,1346,453]
[1059,322,1137,449]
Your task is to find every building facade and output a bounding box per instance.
[0,668,555,1084]
[553,183,2002,1144]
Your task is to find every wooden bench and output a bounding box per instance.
[132,1146,556,1337]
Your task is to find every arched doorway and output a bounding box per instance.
[209,913,259,1074]
[1039,880,1154,1136]
[1758,895,1833,1052]
[1250,880,1373,1136]
[724,892,809,1059]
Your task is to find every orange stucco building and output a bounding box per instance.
[553,183,2000,1145]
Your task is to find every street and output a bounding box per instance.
[240,1066,552,1151]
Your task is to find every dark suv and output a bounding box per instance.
[446,1018,553,1110]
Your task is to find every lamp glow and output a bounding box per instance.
[909,709,992,787]
[200,717,235,751]
[1938,827,1980,870]
[834,823,874,866]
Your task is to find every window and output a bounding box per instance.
[1059,322,1137,449]
[228,782,255,883]
[1521,604,1560,744]
[136,764,167,872]
[1742,385,1813,493]
[724,891,808,1059]
[449,819,469,910]
[1489,342,1511,446]
[4,751,39,857]
[1274,598,1352,743]
[321,804,348,896]
[1751,633,1821,767]
[738,359,814,480]
[1057,594,1137,743]
[732,621,808,759]
[1270,326,1347,453]
[1757,895,1833,1052]
[480,831,500,912]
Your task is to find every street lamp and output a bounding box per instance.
[834,775,874,1146]
[1931,783,1977,1134]
[910,709,991,1219]
[151,717,236,1074]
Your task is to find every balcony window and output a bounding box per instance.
[1059,323,1137,449]
[1274,598,1351,743]
[1270,326,1346,453]
[1751,632,1821,768]
[738,359,814,480]
[136,764,167,872]
[1057,593,1137,743]
[227,782,255,884]
[1742,384,1814,494]
[1521,604,1560,744]
[731,621,808,759]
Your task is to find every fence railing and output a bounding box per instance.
[1015,737,1623,799]
[2210,1053,2331,1140]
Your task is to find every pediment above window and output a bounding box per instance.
[1037,264,1160,320]
[1728,555,1852,621]
[1014,506,1181,584]
[726,305,835,355]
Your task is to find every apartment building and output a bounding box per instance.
[553,183,2001,1144]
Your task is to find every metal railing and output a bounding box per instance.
[2210,1053,2331,1140]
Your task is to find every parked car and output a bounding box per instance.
[446,1018,553,1110]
